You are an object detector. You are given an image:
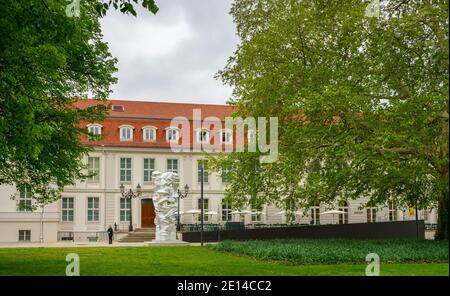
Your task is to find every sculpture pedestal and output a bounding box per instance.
[145,240,190,246]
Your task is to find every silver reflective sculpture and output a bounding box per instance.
[152,171,179,241]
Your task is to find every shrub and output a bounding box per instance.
[210,239,449,264]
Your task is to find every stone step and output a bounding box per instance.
[120,233,155,237]
[119,237,155,242]
[134,228,155,233]
[119,238,154,242]
[118,229,156,242]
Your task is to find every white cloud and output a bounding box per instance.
[99,0,238,104]
[102,16,192,60]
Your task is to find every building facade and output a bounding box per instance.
[0,100,437,242]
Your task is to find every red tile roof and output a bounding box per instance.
[75,99,236,120]
[77,99,238,149]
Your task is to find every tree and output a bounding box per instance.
[0,0,157,207]
[211,0,448,238]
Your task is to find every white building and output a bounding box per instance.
[0,100,437,242]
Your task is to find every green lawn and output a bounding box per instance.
[0,246,447,276]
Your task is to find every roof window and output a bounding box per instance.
[112,105,125,112]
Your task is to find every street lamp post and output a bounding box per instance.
[120,183,142,232]
[177,184,189,231]
[415,202,419,240]
[200,164,204,246]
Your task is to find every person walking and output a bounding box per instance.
[107,225,114,245]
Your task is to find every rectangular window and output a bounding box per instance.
[310,206,320,225]
[62,197,74,222]
[166,129,179,141]
[423,210,429,221]
[251,208,263,222]
[87,197,99,222]
[197,198,209,222]
[338,207,349,224]
[18,188,32,212]
[197,160,209,183]
[143,128,156,141]
[221,168,231,183]
[389,201,397,221]
[197,129,209,143]
[18,230,31,242]
[221,200,232,222]
[167,159,178,174]
[120,127,133,140]
[143,158,155,183]
[367,208,377,223]
[220,130,232,144]
[87,125,101,140]
[120,158,132,182]
[120,198,131,222]
[112,105,124,112]
[88,157,100,182]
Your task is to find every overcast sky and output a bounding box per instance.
[100,0,238,105]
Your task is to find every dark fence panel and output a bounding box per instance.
[180,220,425,242]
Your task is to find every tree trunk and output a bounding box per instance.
[435,189,449,240]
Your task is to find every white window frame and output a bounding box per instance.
[251,208,263,222]
[119,125,134,141]
[221,200,232,222]
[221,168,231,183]
[196,128,210,144]
[18,230,31,242]
[112,105,125,112]
[310,204,320,225]
[61,197,74,222]
[197,198,209,222]
[388,201,397,221]
[88,156,100,182]
[338,201,349,224]
[165,128,179,142]
[143,158,155,183]
[219,129,233,144]
[167,159,178,174]
[197,160,209,183]
[87,197,100,223]
[120,198,131,222]
[367,207,377,223]
[18,188,33,212]
[86,123,102,139]
[142,126,157,142]
[120,157,132,183]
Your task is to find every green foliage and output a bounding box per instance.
[213,0,449,237]
[95,0,159,16]
[212,239,449,264]
[0,0,156,206]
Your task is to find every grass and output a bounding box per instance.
[0,245,447,276]
[210,239,449,265]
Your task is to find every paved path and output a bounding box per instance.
[0,241,205,248]
[0,242,146,248]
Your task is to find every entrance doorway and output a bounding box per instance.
[141,199,155,227]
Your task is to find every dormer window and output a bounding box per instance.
[86,124,102,140]
[220,129,232,144]
[166,128,179,142]
[196,129,210,143]
[119,125,134,141]
[142,126,157,141]
[112,105,125,112]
